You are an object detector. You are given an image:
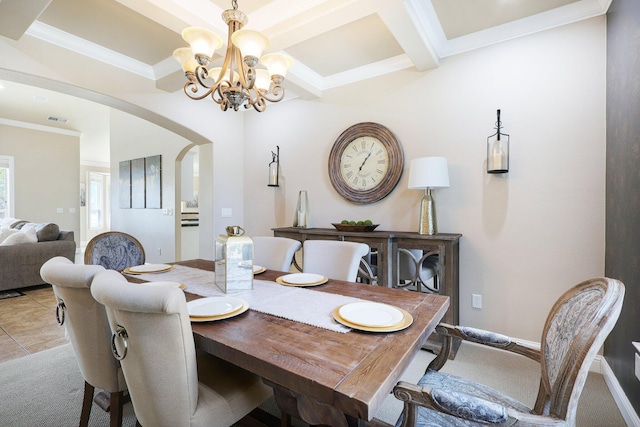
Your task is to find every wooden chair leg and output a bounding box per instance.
[79,381,94,427]
[280,411,291,427]
[109,391,124,427]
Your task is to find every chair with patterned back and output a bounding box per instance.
[302,240,370,282]
[90,269,272,427]
[40,256,128,427]
[252,236,301,272]
[393,277,625,427]
[84,231,145,270]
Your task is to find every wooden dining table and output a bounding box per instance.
[128,259,449,427]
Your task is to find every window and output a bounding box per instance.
[88,172,110,230]
[0,156,14,219]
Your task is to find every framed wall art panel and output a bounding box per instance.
[145,155,162,209]
[119,160,131,209]
[131,157,146,209]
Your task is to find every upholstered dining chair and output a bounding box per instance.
[393,277,625,427]
[90,269,273,427]
[84,231,145,270]
[252,236,301,272]
[302,240,370,282]
[40,256,127,427]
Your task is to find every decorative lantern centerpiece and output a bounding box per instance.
[215,226,253,293]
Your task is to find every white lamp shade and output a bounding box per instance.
[181,27,222,58]
[261,53,294,78]
[408,157,450,189]
[255,69,271,91]
[232,30,269,59]
[172,47,198,73]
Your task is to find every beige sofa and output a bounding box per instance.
[0,219,76,292]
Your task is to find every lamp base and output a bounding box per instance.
[419,188,437,235]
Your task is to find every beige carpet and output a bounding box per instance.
[0,342,627,426]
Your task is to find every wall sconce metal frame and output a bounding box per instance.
[487,109,509,174]
[268,145,280,187]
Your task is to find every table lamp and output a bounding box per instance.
[408,157,450,235]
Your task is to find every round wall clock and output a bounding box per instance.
[328,122,404,204]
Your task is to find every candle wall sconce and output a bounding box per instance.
[268,146,280,187]
[487,109,509,174]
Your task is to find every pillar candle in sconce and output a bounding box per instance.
[487,109,510,174]
[268,146,280,187]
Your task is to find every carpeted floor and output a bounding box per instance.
[0,342,627,426]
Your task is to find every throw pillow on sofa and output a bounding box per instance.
[0,227,37,245]
[20,222,60,242]
[0,218,27,229]
[0,227,18,242]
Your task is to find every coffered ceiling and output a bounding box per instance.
[1,0,611,97]
[0,0,611,162]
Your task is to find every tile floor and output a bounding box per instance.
[0,284,67,363]
[0,252,87,363]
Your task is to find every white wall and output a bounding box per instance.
[109,109,190,263]
[243,17,607,341]
[0,124,80,241]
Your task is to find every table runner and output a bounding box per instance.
[128,265,366,333]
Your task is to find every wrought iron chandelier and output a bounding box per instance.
[173,0,293,112]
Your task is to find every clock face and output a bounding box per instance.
[339,136,389,191]
[329,122,404,204]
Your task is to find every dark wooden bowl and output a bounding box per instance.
[331,223,380,232]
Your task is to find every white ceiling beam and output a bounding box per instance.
[379,1,440,72]
[262,0,385,51]
[323,54,414,90]
[0,0,52,40]
[415,0,610,59]
[25,22,155,80]
[118,0,227,34]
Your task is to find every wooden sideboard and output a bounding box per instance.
[272,227,461,356]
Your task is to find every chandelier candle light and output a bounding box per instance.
[408,157,450,235]
[173,0,293,112]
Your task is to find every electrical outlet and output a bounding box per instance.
[472,294,482,309]
[221,208,232,218]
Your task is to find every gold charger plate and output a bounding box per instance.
[189,300,249,322]
[275,276,328,287]
[331,305,413,332]
[124,264,174,275]
[253,266,266,274]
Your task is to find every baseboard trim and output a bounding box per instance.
[601,356,640,427]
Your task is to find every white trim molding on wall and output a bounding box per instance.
[601,357,640,427]
[0,117,81,136]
